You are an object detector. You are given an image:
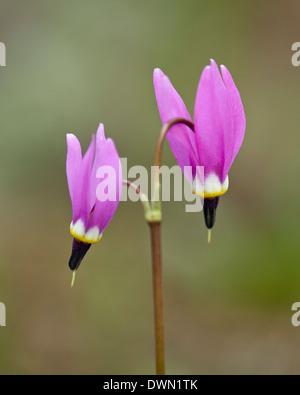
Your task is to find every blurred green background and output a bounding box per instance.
[0,0,300,375]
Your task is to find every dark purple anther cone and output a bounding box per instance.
[68,238,92,271]
[203,197,220,229]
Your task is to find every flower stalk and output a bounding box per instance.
[148,221,164,375]
[149,117,194,375]
[123,117,194,375]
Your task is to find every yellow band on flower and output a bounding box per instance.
[70,220,102,244]
[192,174,229,199]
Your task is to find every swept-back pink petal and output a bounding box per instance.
[194,60,232,182]
[153,68,198,182]
[75,135,95,227]
[89,124,106,211]
[89,124,122,233]
[220,65,246,176]
[66,134,82,220]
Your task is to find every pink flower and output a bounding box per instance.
[66,124,122,272]
[153,59,246,228]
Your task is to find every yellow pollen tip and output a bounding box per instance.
[71,270,77,288]
[208,229,212,244]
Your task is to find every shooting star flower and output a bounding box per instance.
[153,59,245,235]
[66,124,122,285]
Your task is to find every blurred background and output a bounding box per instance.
[0,0,299,375]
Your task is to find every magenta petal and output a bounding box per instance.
[220,65,246,176]
[153,68,198,181]
[89,124,122,233]
[89,124,106,211]
[66,134,82,220]
[194,60,233,182]
[75,135,95,227]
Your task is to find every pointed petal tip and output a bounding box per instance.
[153,67,167,83]
[210,59,222,76]
[66,133,78,144]
[106,137,119,154]
[66,134,82,159]
[220,64,230,77]
[97,122,104,133]
[96,123,105,139]
[200,65,212,79]
[153,67,163,75]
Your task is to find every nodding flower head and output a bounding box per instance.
[66,124,122,280]
[153,59,245,230]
